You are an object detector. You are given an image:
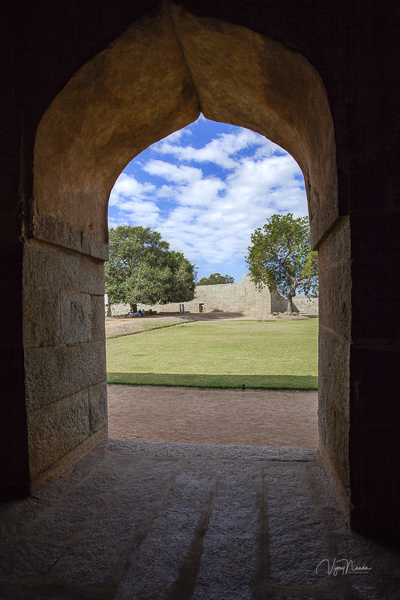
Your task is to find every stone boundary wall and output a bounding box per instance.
[290,296,319,314]
[108,274,319,317]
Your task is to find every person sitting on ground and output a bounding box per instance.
[136,310,141,317]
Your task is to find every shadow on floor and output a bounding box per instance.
[107,372,318,390]
[1,440,399,599]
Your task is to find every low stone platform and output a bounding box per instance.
[0,440,399,599]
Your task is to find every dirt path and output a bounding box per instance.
[107,385,319,448]
[105,312,248,338]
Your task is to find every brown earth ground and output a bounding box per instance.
[105,312,250,338]
[105,311,310,338]
[107,385,319,448]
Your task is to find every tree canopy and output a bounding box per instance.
[246,213,318,314]
[197,273,235,285]
[105,225,196,309]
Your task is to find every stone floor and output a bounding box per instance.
[1,440,400,599]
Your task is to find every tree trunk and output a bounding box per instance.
[130,303,137,313]
[287,287,296,314]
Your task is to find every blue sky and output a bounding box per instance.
[108,114,307,283]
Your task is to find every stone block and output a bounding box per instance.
[193,463,259,597]
[265,464,331,588]
[33,448,108,501]
[105,438,316,461]
[90,295,106,342]
[88,381,108,433]
[0,541,65,582]
[23,244,105,296]
[318,257,351,340]
[116,462,219,600]
[48,460,177,585]
[27,452,138,543]
[318,326,350,494]
[23,287,60,348]
[25,342,106,411]
[31,428,107,492]
[27,390,90,480]
[310,464,348,533]
[32,213,82,255]
[0,494,51,540]
[33,212,109,261]
[318,219,351,340]
[60,291,90,344]
[318,216,351,269]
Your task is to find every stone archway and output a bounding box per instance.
[28,2,350,521]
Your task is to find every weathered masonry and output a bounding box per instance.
[111,274,319,317]
[3,0,400,549]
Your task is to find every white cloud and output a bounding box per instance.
[172,177,227,208]
[108,172,160,228]
[109,172,155,206]
[108,123,307,278]
[154,128,273,170]
[112,199,160,228]
[151,127,192,148]
[143,160,202,183]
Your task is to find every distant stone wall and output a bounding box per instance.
[136,274,272,318]
[271,293,319,314]
[291,295,319,314]
[107,302,131,316]
[107,274,319,317]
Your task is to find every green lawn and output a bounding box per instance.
[107,318,318,390]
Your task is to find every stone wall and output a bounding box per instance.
[108,274,319,317]
[23,241,108,488]
[289,296,319,315]
[317,217,351,516]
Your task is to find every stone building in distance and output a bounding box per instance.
[109,274,319,318]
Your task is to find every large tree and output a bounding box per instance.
[246,213,318,314]
[105,225,196,311]
[197,273,235,285]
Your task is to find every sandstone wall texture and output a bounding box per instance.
[317,217,351,511]
[23,242,108,488]
[108,274,319,317]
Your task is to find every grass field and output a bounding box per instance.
[107,318,318,390]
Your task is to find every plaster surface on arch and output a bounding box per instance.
[33,1,337,249]
[33,3,201,246]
